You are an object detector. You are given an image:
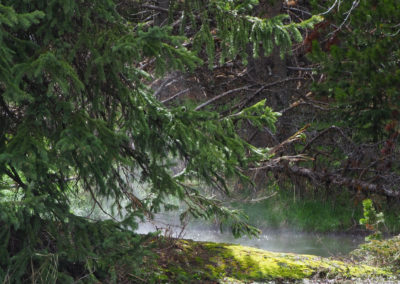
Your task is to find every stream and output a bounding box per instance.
[72,193,365,257]
[136,213,365,257]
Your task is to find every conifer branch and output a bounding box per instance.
[0,96,15,119]
[4,166,26,189]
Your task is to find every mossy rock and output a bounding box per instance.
[155,239,392,283]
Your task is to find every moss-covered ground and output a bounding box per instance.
[153,238,392,283]
[351,235,400,275]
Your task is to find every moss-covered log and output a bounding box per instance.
[155,239,392,283]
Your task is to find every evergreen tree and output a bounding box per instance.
[0,1,317,281]
[310,0,400,141]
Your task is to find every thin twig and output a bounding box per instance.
[128,273,147,282]
[269,124,311,155]
[280,102,329,114]
[287,66,314,71]
[329,0,359,36]
[249,192,277,203]
[141,4,168,13]
[320,0,340,15]
[285,7,312,17]
[86,185,118,221]
[161,88,190,103]
[238,77,306,111]
[300,126,353,154]
[153,78,177,98]
[195,84,257,111]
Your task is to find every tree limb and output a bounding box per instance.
[252,162,400,198]
[141,4,169,13]
[195,84,257,111]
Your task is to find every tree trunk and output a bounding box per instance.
[245,0,290,150]
[247,0,288,110]
[154,0,169,26]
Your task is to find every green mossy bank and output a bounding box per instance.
[155,239,392,283]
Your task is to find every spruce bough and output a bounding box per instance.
[310,0,400,141]
[0,1,313,282]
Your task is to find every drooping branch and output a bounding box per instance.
[252,161,400,198]
[195,77,307,111]
[4,165,26,189]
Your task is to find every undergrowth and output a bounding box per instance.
[0,208,158,283]
[351,235,400,274]
[233,187,400,234]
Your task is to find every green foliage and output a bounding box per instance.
[0,0,312,282]
[360,199,385,241]
[156,239,390,282]
[310,0,400,140]
[352,235,400,273]
[234,99,281,132]
[171,0,322,67]
[0,199,156,283]
[233,184,362,233]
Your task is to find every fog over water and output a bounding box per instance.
[136,212,364,257]
[71,187,364,257]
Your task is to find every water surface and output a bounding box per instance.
[137,214,364,257]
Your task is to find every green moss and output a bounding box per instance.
[351,235,400,273]
[156,239,391,283]
[205,243,388,280]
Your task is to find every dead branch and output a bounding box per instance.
[161,88,190,104]
[196,77,306,111]
[252,162,400,198]
[300,126,354,154]
[287,66,314,71]
[269,124,311,155]
[141,4,169,13]
[238,77,307,111]
[195,84,257,111]
[153,77,178,98]
[280,102,329,115]
[249,192,277,203]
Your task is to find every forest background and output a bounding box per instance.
[0,0,399,282]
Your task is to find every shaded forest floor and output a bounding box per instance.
[6,215,399,283]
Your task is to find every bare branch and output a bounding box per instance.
[237,77,307,111]
[300,126,353,154]
[249,192,277,203]
[253,163,400,198]
[280,102,329,115]
[269,124,311,155]
[161,88,190,104]
[287,66,314,71]
[195,84,257,111]
[141,4,169,13]
[153,78,178,98]
[329,0,360,36]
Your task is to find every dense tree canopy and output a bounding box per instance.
[310,0,400,141]
[0,0,322,282]
[1,0,399,282]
